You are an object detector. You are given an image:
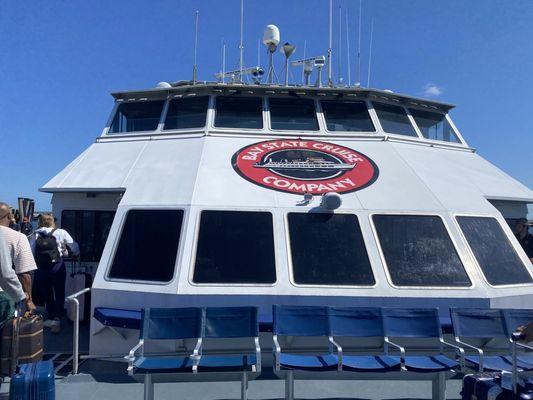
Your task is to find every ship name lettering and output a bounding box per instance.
[262,176,356,193]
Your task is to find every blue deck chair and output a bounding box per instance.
[382,308,463,373]
[502,309,533,371]
[328,307,401,372]
[194,307,261,400]
[127,307,202,400]
[450,308,518,372]
[382,308,463,400]
[272,305,337,400]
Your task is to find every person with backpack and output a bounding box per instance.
[30,213,79,333]
[0,203,36,313]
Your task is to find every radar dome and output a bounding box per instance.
[263,25,280,46]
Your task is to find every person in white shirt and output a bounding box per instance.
[30,213,79,333]
[0,222,26,304]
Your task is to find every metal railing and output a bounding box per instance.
[65,287,91,374]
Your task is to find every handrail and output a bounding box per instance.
[66,287,91,374]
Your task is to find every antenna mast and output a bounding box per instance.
[357,0,362,86]
[239,0,244,83]
[338,4,342,85]
[367,17,374,87]
[220,41,226,83]
[301,40,307,84]
[346,9,351,86]
[327,0,333,87]
[192,10,199,84]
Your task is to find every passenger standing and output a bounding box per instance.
[0,220,26,304]
[30,213,79,333]
[0,203,37,312]
[514,218,533,263]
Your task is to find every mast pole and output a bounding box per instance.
[239,0,244,82]
[357,0,362,86]
[367,17,374,87]
[346,9,351,86]
[327,0,333,87]
[193,10,199,84]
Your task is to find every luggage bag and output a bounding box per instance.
[9,360,55,400]
[462,372,533,400]
[0,314,43,377]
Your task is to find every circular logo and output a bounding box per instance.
[232,139,379,195]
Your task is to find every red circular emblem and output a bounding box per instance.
[232,139,379,195]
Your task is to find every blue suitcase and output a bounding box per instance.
[9,360,55,400]
[462,372,533,400]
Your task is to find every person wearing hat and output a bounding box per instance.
[514,217,533,262]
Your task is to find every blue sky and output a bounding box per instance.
[1,0,532,210]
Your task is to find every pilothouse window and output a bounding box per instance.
[372,102,417,137]
[164,96,209,130]
[193,211,276,284]
[410,109,461,143]
[108,100,165,134]
[214,96,263,129]
[108,210,183,282]
[373,215,471,287]
[269,98,319,131]
[288,213,375,286]
[456,216,532,285]
[321,100,375,132]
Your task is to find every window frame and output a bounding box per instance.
[105,99,168,136]
[453,213,533,288]
[370,100,421,139]
[268,97,321,133]
[408,107,464,145]
[369,212,473,290]
[319,99,377,134]
[189,208,278,287]
[161,94,210,132]
[285,212,378,288]
[105,207,187,285]
[211,95,266,131]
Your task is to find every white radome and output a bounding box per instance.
[263,25,280,46]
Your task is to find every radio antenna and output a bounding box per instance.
[367,17,374,87]
[327,0,333,87]
[345,9,351,86]
[239,0,244,83]
[357,0,362,86]
[301,40,307,84]
[192,10,199,84]
[338,3,342,85]
[257,39,261,66]
[220,40,226,83]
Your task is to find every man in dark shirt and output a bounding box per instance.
[514,218,533,262]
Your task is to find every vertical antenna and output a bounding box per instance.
[302,40,307,84]
[367,18,374,87]
[239,0,244,82]
[357,0,362,86]
[327,0,333,87]
[345,9,351,86]
[338,3,342,85]
[221,40,226,83]
[192,10,199,84]
[257,39,261,66]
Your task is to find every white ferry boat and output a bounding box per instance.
[35,22,532,400]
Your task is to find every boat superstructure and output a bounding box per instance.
[40,78,533,358]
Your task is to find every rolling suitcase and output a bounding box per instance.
[9,360,55,400]
[7,311,54,399]
[64,259,92,323]
[462,372,533,400]
[0,314,43,377]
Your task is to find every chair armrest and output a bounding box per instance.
[440,337,465,371]
[254,337,262,374]
[454,337,484,371]
[125,339,144,374]
[515,341,533,352]
[190,338,203,374]
[384,337,405,370]
[272,335,281,372]
[328,336,343,372]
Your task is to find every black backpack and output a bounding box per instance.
[35,229,61,266]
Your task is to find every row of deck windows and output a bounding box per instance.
[107,96,461,143]
[107,210,532,287]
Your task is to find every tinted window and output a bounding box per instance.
[372,102,417,137]
[410,109,461,143]
[164,96,208,130]
[270,98,319,131]
[193,211,276,284]
[373,215,471,287]
[108,101,165,134]
[288,213,375,286]
[214,96,263,129]
[456,216,532,285]
[62,210,115,262]
[321,100,375,132]
[108,210,183,282]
